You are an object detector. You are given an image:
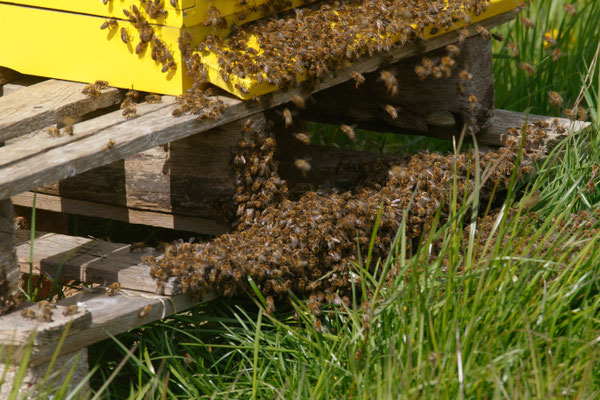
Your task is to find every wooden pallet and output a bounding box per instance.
[0,10,593,395]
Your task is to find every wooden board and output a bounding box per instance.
[0,79,122,143]
[12,192,228,235]
[14,230,180,296]
[14,113,398,233]
[303,34,494,134]
[0,289,211,366]
[0,199,19,315]
[1,75,47,97]
[0,12,516,202]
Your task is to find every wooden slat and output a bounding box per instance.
[1,75,47,97]
[0,12,516,201]
[11,192,228,235]
[0,289,212,366]
[14,230,181,295]
[477,109,591,147]
[0,79,122,142]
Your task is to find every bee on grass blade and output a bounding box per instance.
[341,124,356,141]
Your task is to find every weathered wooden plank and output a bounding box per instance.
[0,79,122,142]
[0,290,212,366]
[304,34,494,134]
[1,75,46,97]
[0,199,19,316]
[18,117,396,232]
[0,302,92,347]
[0,12,516,201]
[477,109,591,147]
[11,191,228,235]
[13,230,180,295]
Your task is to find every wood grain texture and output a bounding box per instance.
[12,191,228,235]
[0,290,211,366]
[0,79,122,142]
[0,12,515,201]
[22,117,401,232]
[13,230,179,295]
[304,34,494,134]
[1,76,46,97]
[0,199,19,315]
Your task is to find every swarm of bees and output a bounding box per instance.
[117,4,176,74]
[179,0,490,100]
[146,117,552,311]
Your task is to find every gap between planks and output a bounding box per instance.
[0,12,517,201]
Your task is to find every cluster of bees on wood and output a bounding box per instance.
[145,116,550,314]
[186,0,491,95]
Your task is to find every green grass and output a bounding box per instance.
[9,0,600,397]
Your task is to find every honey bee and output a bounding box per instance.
[122,105,138,119]
[379,70,397,96]
[458,28,470,43]
[586,164,598,191]
[468,95,479,110]
[384,104,398,119]
[563,107,576,120]
[104,139,116,150]
[46,127,60,137]
[520,16,535,29]
[107,282,121,296]
[578,106,587,121]
[508,42,520,57]
[145,94,162,103]
[475,25,490,39]
[120,27,129,44]
[282,108,293,127]
[552,49,561,62]
[444,45,459,58]
[138,304,152,318]
[294,159,311,176]
[350,71,365,88]
[459,69,473,81]
[94,80,109,89]
[290,94,305,109]
[265,296,275,314]
[82,83,101,98]
[518,62,535,77]
[130,241,146,252]
[341,124,356,141]
[62,116,77,135]
[21,309,36,319]
[170,0,178,6]
[63,305,78,316]
[542,33,557,47]
[293,133,310,145]
[491,32,504,42]
[548,91,563,108]
[100,19,118,30]
[564,3,576,16]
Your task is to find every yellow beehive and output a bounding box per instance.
[0,0,520,99]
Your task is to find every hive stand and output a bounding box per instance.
[0,7,592,395]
